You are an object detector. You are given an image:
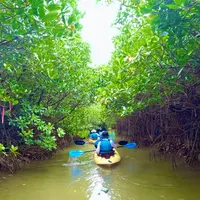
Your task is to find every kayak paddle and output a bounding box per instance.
[74,140,86,145]
[69,149,95,158]
[69,142,137,158]
[117,142,136,149]
[74,140,129,146]
[118,140,128,145]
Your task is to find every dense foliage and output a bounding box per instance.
[1,0,200,171]
[0,0,100,155]
[96,0,200,166]
[98,0,200,116]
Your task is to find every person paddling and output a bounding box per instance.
[88,129,98,140]
[94,131,116,158]
[96,127,107,140]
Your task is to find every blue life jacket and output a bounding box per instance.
[99,138,113,154]
[90,132,98,140]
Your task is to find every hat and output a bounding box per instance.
[91,129,96,133]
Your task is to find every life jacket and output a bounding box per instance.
[99,138,113,154]
[90,132,98,140]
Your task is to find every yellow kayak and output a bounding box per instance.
[88,138,96,144]
[93,149,121,166]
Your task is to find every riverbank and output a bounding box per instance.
[0,135,72,173]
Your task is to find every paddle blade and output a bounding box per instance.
[125,142,137,149]
[74,140,85,145]
[68,150,85,158]
[118,140,128,145]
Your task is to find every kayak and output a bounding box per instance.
[93,148,121,166]
[88,138,96,144]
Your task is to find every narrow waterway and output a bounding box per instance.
[0,143,200,200]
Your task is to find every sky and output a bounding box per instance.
[78,0,119,67]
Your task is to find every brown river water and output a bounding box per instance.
[0,143,200,200]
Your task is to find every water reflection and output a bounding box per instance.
[65,154,114,199]
[71,167,82,177]
[87,167,112,200]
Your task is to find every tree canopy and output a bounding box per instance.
[0,0,99,152]
[97,0,200,116]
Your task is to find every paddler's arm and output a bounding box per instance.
[110,140,117,148]
[94,139,100,148]
[96,142,101,154]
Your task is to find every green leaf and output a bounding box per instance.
[12,100,19,105]
[47,4,62,11]
[68,15,75,25]
[159,32,168,37]
[0,143,5,152]
[182,0,189,5]
[177,67,184,77]
[31,7,38,16]
[74,23,82,30]
[167,4,180,9]
[38,5,45,18]
[17,29,27,34]
[42,13,59,22]
[174,0,183,6]
[62,14,66,25]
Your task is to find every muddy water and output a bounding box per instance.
[0,143,200,200]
